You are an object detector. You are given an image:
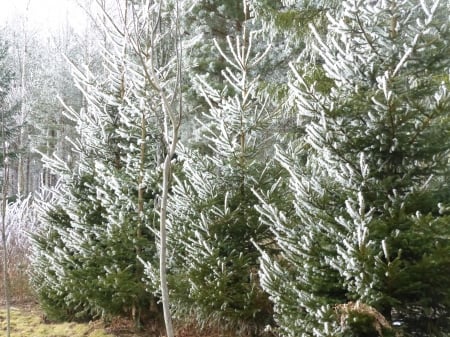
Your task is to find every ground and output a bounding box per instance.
[0,302,224,337]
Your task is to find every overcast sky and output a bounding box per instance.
[0,0,87,33]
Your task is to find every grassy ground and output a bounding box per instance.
[0,304,248,337]
[0,305,115,337]
[0,303,214,337]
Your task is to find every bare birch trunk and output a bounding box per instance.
[159,153,174,337]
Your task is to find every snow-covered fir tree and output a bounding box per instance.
[159,7,283,335]
[246,0,344,143]
[178,0,249,149]
[180,0,246,93]
[257,0,450,336]
[29,1,175,326]
[179,0,304,146]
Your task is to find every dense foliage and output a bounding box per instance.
[164,23,279,335]
[257,1,450,336]
[29,3,165,325]
[2,0,446,336]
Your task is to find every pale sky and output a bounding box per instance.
[0,0,87,33]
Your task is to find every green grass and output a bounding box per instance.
[0,306,115,337]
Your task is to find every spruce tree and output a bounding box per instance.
[164,10,281,335]
[257,1,450,336]
[181,0,246,92]
[30,1,166,325]
[30,177,101,321]
[247,0,343,143]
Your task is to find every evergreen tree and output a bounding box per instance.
[0,38,14,112]
[0,39,19,155]
[179,0,298,146]
[247,0,343,143]
[257,1,450,336]
[181,0,246,92]
[30,178,99,321]
[163,12,281,335]
[178,0,249,149]
[0,38,20,172]
[30,0,168,325]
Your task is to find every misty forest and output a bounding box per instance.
[0,0,449,336]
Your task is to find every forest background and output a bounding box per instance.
[0,0,449,337]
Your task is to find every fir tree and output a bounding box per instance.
[257,1,450,336]
[181,0,246,91]
[30,1,167,325]
[30,178,99,321]
[247,0,343,143]
[164,9,281,335]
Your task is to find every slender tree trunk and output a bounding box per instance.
[159,160,172,336]
[17,1,30,198]
[158,1,183,333]
[159,137,177,337]
[26,153,31,194]
[2,103,11,337]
